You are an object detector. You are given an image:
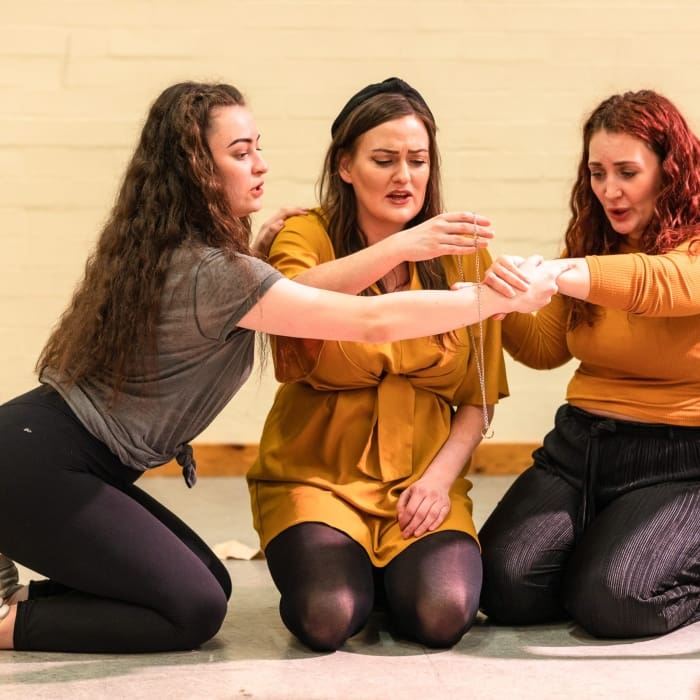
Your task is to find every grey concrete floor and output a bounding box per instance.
[1,475,699,700]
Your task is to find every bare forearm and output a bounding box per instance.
[396,403,490,539]
[239,262,559,342]
[368,281,552,340]
[292,236,403,293]
[423,404,490,487]
[484,254,590,302]
[549,258,591,300]
[289,212,494,294]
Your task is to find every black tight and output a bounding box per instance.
[266,522,374,651]
[383,527,483,646]
[265,522,482,651]
[0,388,231,653]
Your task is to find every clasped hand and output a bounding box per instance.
[397,473,452,539]
[479,255,572,317]
[485,255,572,298]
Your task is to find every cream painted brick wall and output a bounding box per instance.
[2,0,699,444]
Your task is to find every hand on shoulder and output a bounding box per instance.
[251,207,308,257]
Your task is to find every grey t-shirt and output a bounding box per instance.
[41,244,282,476]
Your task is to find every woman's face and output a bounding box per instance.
[588,129,662,244]
[206,105,268,217]
[339,114,431,240]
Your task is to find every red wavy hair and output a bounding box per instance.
[564,90,700,327]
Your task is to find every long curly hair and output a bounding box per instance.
[37,81,252,391]
[318,90,447,295]
[565,89,700,328]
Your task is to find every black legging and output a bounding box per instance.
[479,404,700,638]
[265,522,482,651]
[0,387,231,653]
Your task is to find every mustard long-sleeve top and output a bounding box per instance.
[502,239,700,426]
[247,210,508,564]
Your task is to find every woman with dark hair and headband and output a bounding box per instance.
[0,81,562,654]
[478,89,700,638]
[248,77,511,650]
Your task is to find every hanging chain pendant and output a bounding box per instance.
[458,213,494,439]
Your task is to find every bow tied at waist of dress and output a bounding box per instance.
[357,373,416,482]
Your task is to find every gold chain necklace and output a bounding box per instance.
[457,214,494,439]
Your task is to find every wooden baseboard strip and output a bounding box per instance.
[142,442,539,478]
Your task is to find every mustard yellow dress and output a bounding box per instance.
[247,210,508,566]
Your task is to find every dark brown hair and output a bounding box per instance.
[319,82,448,295]
[37,81,252,391]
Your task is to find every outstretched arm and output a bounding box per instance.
[237,256,562,342]
[278,211,494,294]
[486,249,700,316]
[585,250,700,316]
[484,255,589,300]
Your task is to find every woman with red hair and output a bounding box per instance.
[478,89,700,638]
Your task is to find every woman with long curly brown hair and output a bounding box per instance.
[478,89,700,639]
[0,81,561,654]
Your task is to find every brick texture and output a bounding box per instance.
[2,0,698,443]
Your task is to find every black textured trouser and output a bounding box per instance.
[0,386,231,653]
[479,404,700,638]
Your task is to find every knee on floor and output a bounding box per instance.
[565,572,678,639]
[174,585,229,650]
[409,596,476,648]
[480,570,563,626]
[284,590,368,652]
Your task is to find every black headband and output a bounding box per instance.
[330,77,434,137]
